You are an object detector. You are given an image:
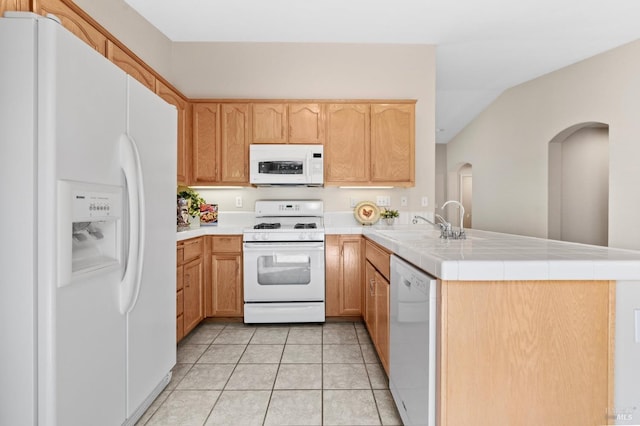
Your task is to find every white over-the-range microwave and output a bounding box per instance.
[249,144,324,186]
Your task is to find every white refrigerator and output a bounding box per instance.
[0,13,177,426]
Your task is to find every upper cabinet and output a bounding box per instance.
[192,102,250,186]
[371,104,415,185]
[252,103,287,144]
[38,0,107,55]
[252,103,325,144]
[106,40,155,91]
[325,102,415,187]
[220,103,250,184]
[288,103,325,144]
[0,0,30,15]
[155,81,191,185]
[325,104,370,184]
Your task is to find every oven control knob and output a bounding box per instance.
[300,233,308,240]
[262,233,269,241]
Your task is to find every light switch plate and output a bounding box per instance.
[400,196,408,207]
[421,196,429,207]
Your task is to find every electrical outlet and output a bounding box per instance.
[400,196,408,207]
[376,196,391,207]
[350,197,357,208]
[421,196,429,207]
[235,196,243,208]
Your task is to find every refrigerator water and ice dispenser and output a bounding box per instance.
[57,180,122,287]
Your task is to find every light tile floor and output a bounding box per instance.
[136,321,403,426]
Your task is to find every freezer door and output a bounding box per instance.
[38,16,129,426]
[125,76,177,421]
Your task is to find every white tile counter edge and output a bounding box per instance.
[362,226,640,281]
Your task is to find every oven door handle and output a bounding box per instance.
[243,242,325,250]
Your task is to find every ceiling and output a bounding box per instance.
[124,0,640,143]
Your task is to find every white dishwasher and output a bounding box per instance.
[389,255,437,426]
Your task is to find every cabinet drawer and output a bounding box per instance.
[365,239,391,280]
[183,238,203,262]
[211,235,242,253]
[176,289,184,316]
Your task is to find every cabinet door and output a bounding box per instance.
[325,104,370,184]
[38,0,107,55]
[183,257,204,335]
[156,81,191,185]
[252,103,287,144]
[364,261,377,338]
[370,103,415,185]
[192,103,220,184]
[326,235,362,317]
[288,103,324,144]
[220,103,250,184]
[375,271,390,374]
[0,0,30,15]
[106,40,155,91]
[211,254,243,317]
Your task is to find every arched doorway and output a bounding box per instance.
[459,164,472,229]
[548,123,609,246]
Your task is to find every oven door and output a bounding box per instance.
[243,242,325,302]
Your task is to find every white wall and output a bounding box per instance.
[73,0,174,80]
[171,42,436,214]
[446,39,640,251]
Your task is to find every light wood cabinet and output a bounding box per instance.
[252,103,287,144]
[38,0,107,55]
[325,102,415,187]
[370,104,415,185]
[106,40,155,91]
[192,103,219,184]
[192,103,250,185]
[325,104,370,184]
[220,104,250,183]
[325,235,363,317]
[0,0,30,15]
[156,81,191,185]
[176,237,204,342]
[206,235,243,317]
[364,238,391,373]
[288,103,324,144]
[438,279,615,426]
[252,103,324,144]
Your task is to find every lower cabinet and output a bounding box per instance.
[364,238,391,374]
[176,237,204,342]
[325,235,363,317]
[206,235,244,317]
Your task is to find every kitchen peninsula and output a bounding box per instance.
[364,225,640,426]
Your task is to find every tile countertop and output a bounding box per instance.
[362,225,640,281]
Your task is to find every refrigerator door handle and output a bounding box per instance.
[119,133,146,314]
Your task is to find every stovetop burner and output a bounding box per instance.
[254,223,281,229]
[294,223,317,229]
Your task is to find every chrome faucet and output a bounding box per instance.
[441,200,466,239]
[412,214,451,239]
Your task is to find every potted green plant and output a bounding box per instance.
[177,186,206,228]
[380,208,399,225]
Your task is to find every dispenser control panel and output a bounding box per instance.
[72,189,120,220]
